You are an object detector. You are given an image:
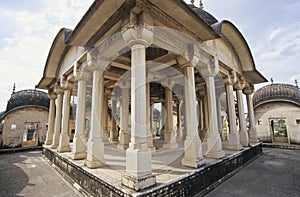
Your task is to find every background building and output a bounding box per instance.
[253,83,300,144]
[0,89,50,148]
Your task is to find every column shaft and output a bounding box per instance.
[226,84,242,150]
[118,87,130,149]
[71,79,87,159]
[146,83,155,150]
[85,69,106,168]
[57,86,72,152]
[176,101,183,140]
[181,66,205,168]
[236,89,249,146]
[51,89,63,149]
[205,76,225,158]
[109,96,118,141]
[45,94,56,145]
[163,86,178,149]
[246,93,259,143]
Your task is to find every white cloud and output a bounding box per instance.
[0,0,93,111]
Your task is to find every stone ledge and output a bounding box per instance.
[0,146,43,154]
[42,143,263,196]
[262,143,300,150]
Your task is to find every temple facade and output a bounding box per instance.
[37,0,266,191]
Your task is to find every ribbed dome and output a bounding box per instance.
[188,4,218,25]
[253,83,300,108]
[5,89,49,113]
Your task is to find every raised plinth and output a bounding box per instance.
[122,174,156,191]
[42,143,263,196]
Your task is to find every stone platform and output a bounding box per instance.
[42,142,262,196]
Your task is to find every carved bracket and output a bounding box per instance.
[122,27,154,47]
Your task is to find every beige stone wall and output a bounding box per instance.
[1,107,49,148]
[255,102,300,144]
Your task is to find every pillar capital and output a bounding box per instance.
[234,76,246,90]
[75,66,90,82]
[161,79,175,89]
[87,51,110,71]
[61,80,74,91]
[200,57,219,78]
[243,84,254,95]
[54,85,64,95]
[122,27,153,48]
[224,71,237,86]
[48,92,57,100]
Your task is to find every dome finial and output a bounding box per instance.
[191,0,195,5]
[271,78,274,85]
[12,83,16,94]
[199,0,204,9]
[295,79,299,89]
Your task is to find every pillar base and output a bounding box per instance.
[181,157,206,168]
[240,131,249,147]
[85,139,106,169]
[45,132,53,145]
[122,174,156,191]
[57,133,71,153]
[206,134,225,159]
[118,143,129,150]
[70,136,86,160]
[181,136,205,168]
[51,133,60,149]
[249,129,259,144]
[70,151,87,160]
[227,132,242,151]
[163,142,179,149]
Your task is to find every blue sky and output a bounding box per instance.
[0,0,299,111]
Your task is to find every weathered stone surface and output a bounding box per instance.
[43,143,263,196]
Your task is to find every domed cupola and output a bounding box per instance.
[5,89,50,113]
[253,83,300,108]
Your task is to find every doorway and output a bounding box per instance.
[269,118,288,143]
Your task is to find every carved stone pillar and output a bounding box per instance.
[109,93,118,142]
[202,58,225,159]
[244,85,259,144]
[118,84,130,150]
[176,100,183,140]
[159,100,165,140]
[71,70,89,159]
[162,80,178,149]
[177,55,205,168]
[121,28,156,191]
[225,72,242,150]
[103,92,109,141]
[51,86,64,149]
[216,92,224,140]
[57,81,73,153]
[45,92,57,145]
[234,78,249,147]
[146,83,155,150]
[85,56,107,168]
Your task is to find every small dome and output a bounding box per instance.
[188,4,218,25]
[5,89,49,113]
[253,83,300,108]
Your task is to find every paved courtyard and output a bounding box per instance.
[0,150,82,197]
[207,148,300,197]
[0,148,299,196]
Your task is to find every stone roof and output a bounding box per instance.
[188,4,218,26]
[253,83,300,108]
[3,89,49,116]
